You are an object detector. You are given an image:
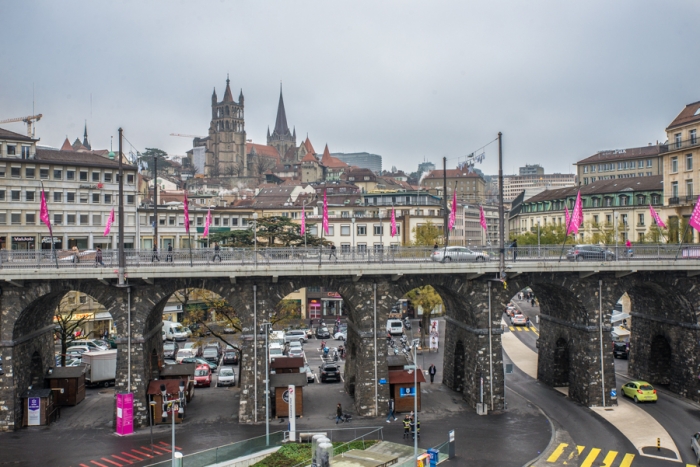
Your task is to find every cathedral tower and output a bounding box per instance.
[267,84,296,159]
[205,75,247,177]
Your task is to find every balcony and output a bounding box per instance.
[661,138,698,153]
[686,195,696,204]
[669,197,680,205]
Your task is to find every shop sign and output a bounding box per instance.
[79,183,104,189]
[42,237,61,244]
[28,397,41,426]
[13,236,34,242]
[326,292,341,298]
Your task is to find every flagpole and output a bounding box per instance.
[674,217,692,260]
[40,181,59,269]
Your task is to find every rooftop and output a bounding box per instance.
[524,176,663,203]
[576,145,664,165]
[666,100,700,130]
[0,127,36,142]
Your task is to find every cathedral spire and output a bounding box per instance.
[239,88,244,104]
[83,121,91,150]
[212,87,217,103]
[223,74,234,102]
[273,83,290,137]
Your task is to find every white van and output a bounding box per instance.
[386,319,404,336]
[269,331,286,347]
[163,321,188,341]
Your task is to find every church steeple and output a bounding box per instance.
[273,83,290,138]
[267,83,296,160]
[83,121,91,150]
[212,87,217,104]
[223,74,234,102]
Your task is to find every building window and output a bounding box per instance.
[169,216,176,226]
[127,174,134,184]
[327,225,334,235]
[646,159,652,168]
[671,157,678,173]
[637,160,643,168]
[80,171,88,181]
[53,191,61,202]
[691,129,697,145]
[214,217,220,226]
[583,166,588,174]
[67,214,76,225]
[222,217,229,226]
[126,195,135,204]
[39,168,49,179]
[7,145,15,155]
[79,295,88,304]
[79,193,88,203]
[0,190,4,201]
[66,170,75,180]
[620,196,628,206]
[54,169,62,180]
[357,243,367,253]
[604,197,612,207]
[606,214,612,224]
[21,146,31,158]
[340,225,351,236]
[11,191,20,201]
[93,214,101,225]
[373,225,383,235]
[91,193,100,203]
[672,181,679,197]
[686,154,693,171]
[26,213,35,224]
[104,194,112,204]
[54,214,62,225]
[104,173,112,182]
[357,225,367,236]
[231,218,238,226]
[638,233,645,242]
[593,215,599,225]
[25,191,35,202]
[66,192,75,203]
[80,214,89,225]
[341,243,351,253]
[25,167,35,178]
[11,167,21,177]
[11,213,21,225]
[638,213,645,226]
[675,133,682,148]
[651,194,660,205]
[92,172,100,182]
[197,216,203,226]
[687,180,693,197]
[0,167,5,177]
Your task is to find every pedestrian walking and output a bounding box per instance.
[428,363,437,384]
[336,403,343,424]
[402,415,411,438]
[95,247,104,267]
[166,243,173,262]
[386,398,396,422]
[526,316,531,327]
[511,238,518,262]
[329,243,337,261]
[151,245,160,262]
[531,298,536,307]
[433,243,439,251]
[625,239,633,257]
[212,242,222,262]
[72,246,80,264]
[409,416,416,440]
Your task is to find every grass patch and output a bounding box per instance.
[252,439,379,467]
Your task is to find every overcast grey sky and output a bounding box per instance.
[2,1,699,175]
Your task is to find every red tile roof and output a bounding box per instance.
[320,144,348,169]
[388,369,426,384]
[301,151,318,163]
[60,138,73,151]
[246,143,280,159]
[304,137,315,154]
[666,100,700,130]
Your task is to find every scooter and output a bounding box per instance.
[403,318,412,330]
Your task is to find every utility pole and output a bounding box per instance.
[443,157,448,247]
[153,153,158,252]
[498,132,505,278]
[118,128,125,285]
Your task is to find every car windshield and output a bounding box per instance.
[203,349,217,356]
[183,343,196,349]
[269,348,283,355]
[220,369,234,376]
[639,384,654,390]
[195,369,208,376]
[320,327,329,332]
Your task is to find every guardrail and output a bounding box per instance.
[1,244,700,270]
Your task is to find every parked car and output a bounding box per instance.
[163,321,188,341]
[194,364,212,387]
[66,345,92,356]
[69,339,108,351]
[288,342,304,358]
[621,381,657,403]
[182,342,203,357]
[204,340,223,357]
[284,330,308,344]
[386,319,404,336]
[181,357,217,372]
[613,341,629,359]
[334,330,347,341]
[319,362,341,383]
[566,245,616,262]
[333,322,347,335]
[223,349,239,365]
[691,432,700,465]
[223,326,237,334]
[300,364,315,383]
[202,347,220,366]
[269,343,285,362]
[176,348,196,363]
[431,246,487,263]
[217,366,236,387]
[163,341,179,360]
[181,327,193,338]
[511,314,528,326]
[315,326,331,339]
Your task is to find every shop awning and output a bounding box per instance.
[93,312,113,321]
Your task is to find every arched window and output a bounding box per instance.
[225,106,230,116]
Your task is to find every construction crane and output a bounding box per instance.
[0,114,43,137]
[170,133,206,139]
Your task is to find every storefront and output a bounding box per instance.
[322,292,344,317]
[42,236,62,251]
[67,237,89,250]
[92,237,110,250]
[12,236,36,251]
[0,236,6,250]
[307,299,321,320]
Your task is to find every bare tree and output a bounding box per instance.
[223,161,243,177]
[249,155,277,180]
[54,298,93,367]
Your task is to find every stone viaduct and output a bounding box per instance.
[0,261,698,431]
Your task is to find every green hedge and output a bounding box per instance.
[252,440,378,467]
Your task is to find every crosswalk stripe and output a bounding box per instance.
[600,450,617,467]
[576,445,585,455]
[546,442,568,462]
[523,327,530,332]
[619,453,635,467]
[580,448,601,467]
[509,326,515,331]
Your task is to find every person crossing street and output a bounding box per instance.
[386,398,396,422]
[428,363,437,384]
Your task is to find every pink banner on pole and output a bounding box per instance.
[479,206,487,231]
[689,195,700,231]
[40,190,51,231]
[203,208,212,237]
[565,206,570,227]
[448,190,457,230]
[649,204,667,229]
[184,192,190,234]
[567,191,583,235]
[391,206,397,237]
[104,208,115,236]
[301,208,306,235]
[322,190,329,235]
[115,392,134,436]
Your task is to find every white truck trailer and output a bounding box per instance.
[82,349,117,388]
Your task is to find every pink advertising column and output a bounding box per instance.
[116,393,134,436]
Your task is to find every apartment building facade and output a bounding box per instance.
[576,145,664,186]
[420,169,485,204]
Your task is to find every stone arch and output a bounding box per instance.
[648,334,672,385]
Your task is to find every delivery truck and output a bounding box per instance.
[82,349,117,388]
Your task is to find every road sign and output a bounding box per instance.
[379,378,387,385]
[610,389,617,399]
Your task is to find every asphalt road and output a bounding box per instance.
[508,295,700,466]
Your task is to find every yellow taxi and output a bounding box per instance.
[621,381,657,403]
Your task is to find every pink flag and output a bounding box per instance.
[203,208,212,238]
[301,207,306,235]
[567,191,583,235]
[649,204,667,229]
[104,207,115,236]
[479,206,487,231]
[448,190,457,230]
[322,190,329,235]
[391,206,397,237]
[183,192,190,234]
[565,206,570,227]
[40,190,52,231]
[689,195,700,231]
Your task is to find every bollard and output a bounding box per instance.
[174,451,183,467]
[657,438,660,451]
[448,430,455,459]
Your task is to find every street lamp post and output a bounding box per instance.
[537,220,541,258]
[160,381,186,467]
[412,338,420,461]
[351,216,356,259]
[262,321,272,445]
[253,213,258,267]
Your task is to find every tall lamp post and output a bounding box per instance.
[411,338,420,461]
[261,321,272,445]
[160,381,186,467]
[351,216,356,259]
[537,220,541,258]
[253,213,258,267]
